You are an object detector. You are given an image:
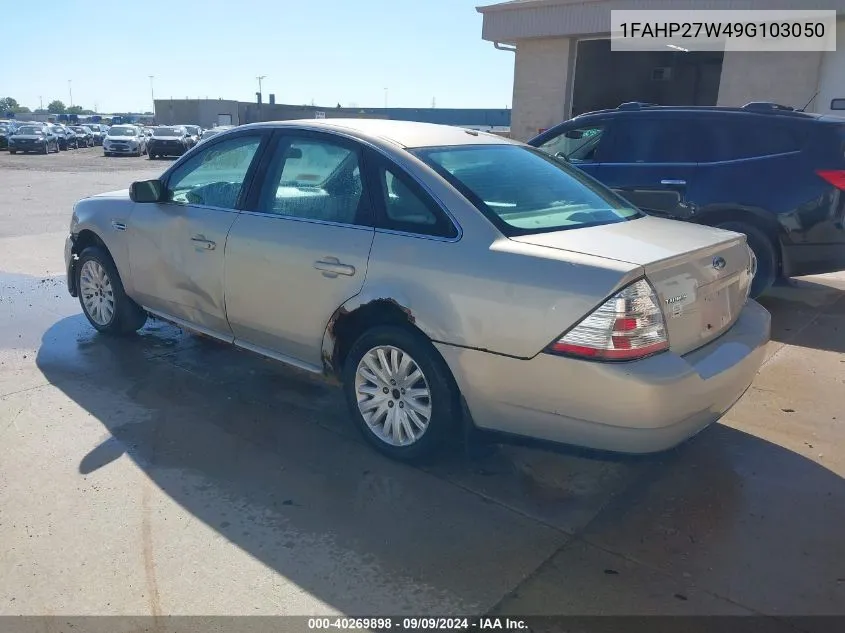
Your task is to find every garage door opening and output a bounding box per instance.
[570,39,723,116]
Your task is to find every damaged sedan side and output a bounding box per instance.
[64,119,770,463]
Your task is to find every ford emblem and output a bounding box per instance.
[712,256,727,270]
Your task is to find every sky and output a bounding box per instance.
[2,0,515,114]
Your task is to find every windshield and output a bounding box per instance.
[17,126,42,135]
[71,127,86,133]
[109,126,135,137]
[154,127,182,137]
[414,144,642,236]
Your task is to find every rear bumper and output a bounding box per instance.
[105,145,139,154]
[148,143,186,155]
[437,300,771,454]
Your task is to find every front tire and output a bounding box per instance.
[342,325,460,463]
[76,246,147,335]
[717,221,777,298]
[9,150,16,155]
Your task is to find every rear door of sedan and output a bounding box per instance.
[223,130,376,370]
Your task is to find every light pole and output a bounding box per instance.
[39,96,43,110]
[149,75,155,111]
[256,75,266,102]
[68,80,73,108]
[384,87,388,108]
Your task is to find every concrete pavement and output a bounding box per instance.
[1,149,844,623]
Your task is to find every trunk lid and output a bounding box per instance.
[511,216,754,355]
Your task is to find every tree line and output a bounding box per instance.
[1,97,95,116]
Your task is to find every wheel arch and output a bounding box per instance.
[68,228,128,296]
[321,294,441,378]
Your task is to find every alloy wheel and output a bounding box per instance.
[354,345,432,446]
[79,260,115,326]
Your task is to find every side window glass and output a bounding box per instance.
[257,137,366,225]
[167,135,262,209]
[699,118,804,162]
[375,162,457,238]
[538,124,606,163]
[604,119,697,163]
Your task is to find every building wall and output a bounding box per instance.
[238,103,385,124]
[816,19,845,114]
[154,100,240,128]
[717,52,823,111]
[480,0,845,42]
[511,37,574,141]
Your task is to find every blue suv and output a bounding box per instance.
[530,102,845,297]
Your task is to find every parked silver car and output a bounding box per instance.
[182,124,201,148]
[198,125,234,144]
[103,125,146,157]
[64,119,770,462]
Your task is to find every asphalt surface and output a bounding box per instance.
[1,147,844,625]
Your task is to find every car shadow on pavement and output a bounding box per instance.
[33,312,845,616]
[757,276,845,353]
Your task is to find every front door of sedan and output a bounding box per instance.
[126,131,268,337]
[224,132,375,370]
[597,117,699,220]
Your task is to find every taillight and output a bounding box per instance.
[816,169,845,190]
[546,279,669,361]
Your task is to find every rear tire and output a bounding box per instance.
[76,246,148,335]
[342,325,460,463]
[717,221,777,298]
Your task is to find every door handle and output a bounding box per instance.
[190,236,216,250]
[314,257,356,277]
[111,221,126,231]
[660,179,687,186]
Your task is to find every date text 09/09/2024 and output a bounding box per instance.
[307,617,528,630]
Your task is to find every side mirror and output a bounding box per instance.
[130,179,164,203]
[564,130,584,139]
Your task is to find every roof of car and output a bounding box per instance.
[244,118,519,149]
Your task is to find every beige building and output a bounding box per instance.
[478,0,845,140]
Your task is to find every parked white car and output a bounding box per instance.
[103,125,146,157]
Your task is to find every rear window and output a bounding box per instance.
[154,127,182,137]
[414,144,642,236]
[698,116,805,161]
